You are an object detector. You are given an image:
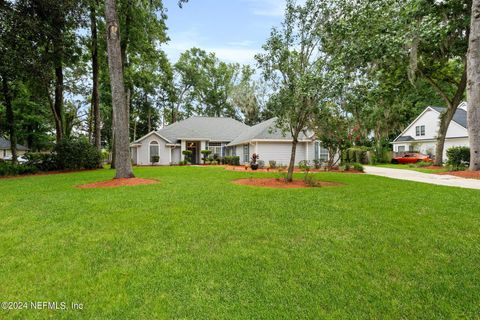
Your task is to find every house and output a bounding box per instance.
[0,137,29,159]
[392,102,469,159]
[130,116,331,166]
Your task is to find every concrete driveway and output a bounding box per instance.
[364,166,480,190]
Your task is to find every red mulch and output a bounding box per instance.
[77,178,159,189]
[224,165,363,174]
[232,178,343,189]
[437,171,480,179]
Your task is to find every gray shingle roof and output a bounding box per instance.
[431,106,467,128]
[395,135,415,142]
[227,117,309,146]
[138,117,250,143]
[0,137,29,151]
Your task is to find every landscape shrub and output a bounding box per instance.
[182,150,193,164]
[298,160,311,172]
[55,138,101,170]
[24,152,58,171]
[415,161,431,168]
[446,146,470,170]
[303,172,319,187]
[343,147,370,164]
[0,162,38,176]
[269,160,277,169]
[151,155,160,164]
[352,163,364,172]
[312,159,322,169]
[222,156,240,165]
[257,160,265,169]
[201,150,212,164]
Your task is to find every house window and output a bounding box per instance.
[149,141,159,162]
[398,146,405,152]
[314,142,329,161]
[243,144,249,163]
[415,125,425,136]
[208,142,222,156]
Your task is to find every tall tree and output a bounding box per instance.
[90,0,101,150]
[467,0,480,170]
[257,0,327,182]
[105,0,134,178]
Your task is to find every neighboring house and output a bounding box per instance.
[0,137,29,159]
[130,116,331,166]
[392,102,469,160]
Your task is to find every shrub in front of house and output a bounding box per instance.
[352,162,364,172]
[343,147,370,164]
[151,155,160,164]
[55,138,101,170]
[257,160,265,169]
[269,160,277,169]
[24,152,58,171]
[446,146,470,170]
[298,160,311,172]
[0,162,38,176]
[312,159,322,169]
[201,150,212,164]
[182,150,193,164]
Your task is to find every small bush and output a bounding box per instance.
[0,162,38,176]
[352,162,364,172]
[446,146,470,167]
[298,160,311,172]
[415,161,431,168]
[303,172,320,187]
[151,155,160,164]
[257,160,265,169]
[182,150,193,164]
[55,138,101,170]
[343,147,370,164]
[24,152,58,171]
[269,160,277,169]
[313,159,322,169]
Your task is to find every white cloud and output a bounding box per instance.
[245,0,285,17]
[227,40,256,47]
[163,26,259,65]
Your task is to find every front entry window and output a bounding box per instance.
[243,144,249,163]
[150,141,159,163]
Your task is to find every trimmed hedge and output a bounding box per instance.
[223,156,240,166]
[54,138,101,170]
[342,147,370,164]
[446,146,470,168]
[0,162,38,176]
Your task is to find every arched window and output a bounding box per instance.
[150,141,160,163]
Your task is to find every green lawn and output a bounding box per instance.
[1,166,479,319]
[374,163,449,173]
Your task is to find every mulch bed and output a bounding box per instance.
[224,165,363,174]
[77,178,159,189]
[437,171,480,179]
[0,169,98,180]
[232,178,343,189]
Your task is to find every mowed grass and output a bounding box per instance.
[374,163,449,173]
[0,166,479,319]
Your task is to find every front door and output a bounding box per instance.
[187,142,198,164]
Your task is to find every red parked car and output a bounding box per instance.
[391,153,433,164]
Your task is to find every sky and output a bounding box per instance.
[161,0,287,65]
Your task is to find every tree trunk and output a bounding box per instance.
[433,69,468,166]
[468,0,480,171]
[286,137,298,182]
[2,77,17,165]
[53,40,64,143]
[105,0,134,178]
[91,2,101,151]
